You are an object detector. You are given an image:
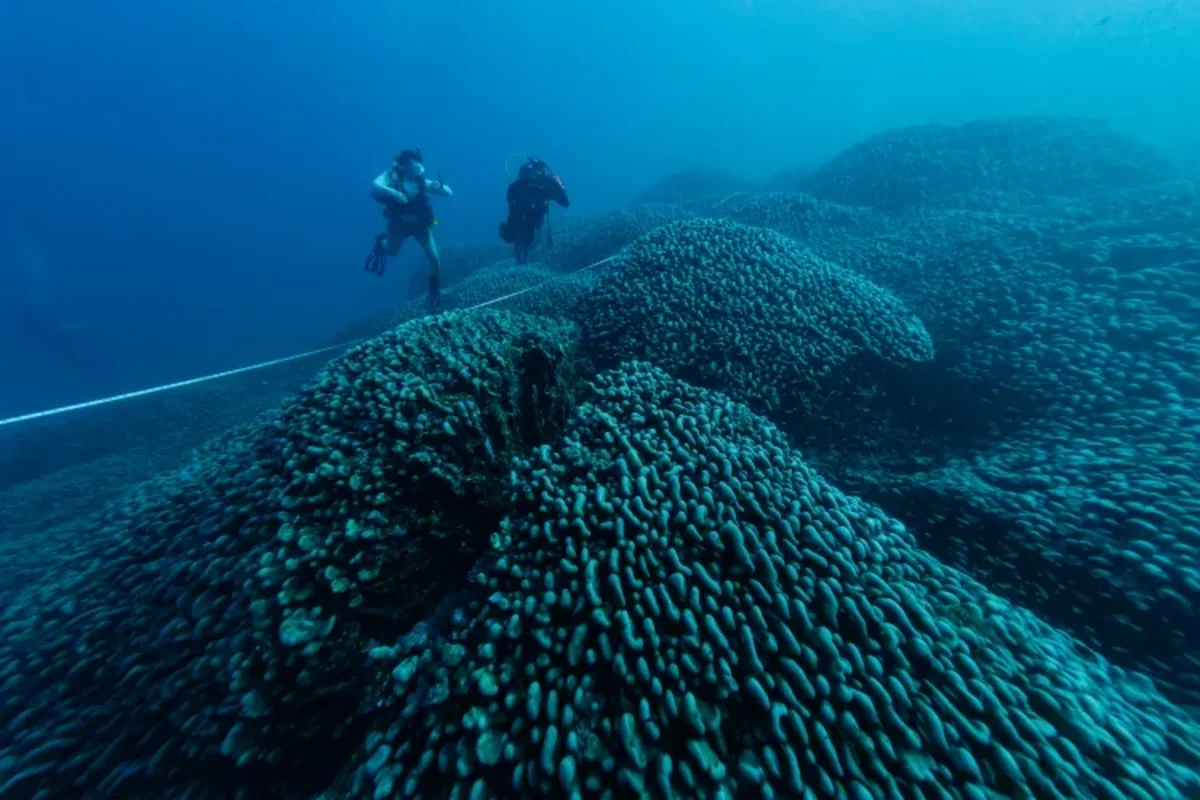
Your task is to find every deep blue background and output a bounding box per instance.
[1,0,1196,418]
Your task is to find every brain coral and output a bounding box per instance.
[580,218,934,427]
[0,311,580,798]
[341,362,1200,799]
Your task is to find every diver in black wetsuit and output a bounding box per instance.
[498,157,569,264]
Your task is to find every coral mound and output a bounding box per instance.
[805,116,1177,211]
[543,203,697,274]
[344,362,1200,799]
[581,218,934,426]
[716,191,892,244]
[819,200,1200,698]
[443,262,601,319]
[0,311,580,799]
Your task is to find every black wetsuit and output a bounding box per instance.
[499,166,569,264]
[385,171,436,238]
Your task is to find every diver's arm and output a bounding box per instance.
[371,171,408,203]
[541,176,569,208]
[425,178,453,197]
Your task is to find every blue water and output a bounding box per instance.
[1,0,1196,418]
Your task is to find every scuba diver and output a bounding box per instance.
[498,157,569,264]
[364,147,452,309]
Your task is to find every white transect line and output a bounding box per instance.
[0,254,621,429]
[711,192,744,209]
[467,254,616,311]
[0,342,355,428]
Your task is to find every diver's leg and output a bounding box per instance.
[418,230,441,271]
[415,230,442,307]
[385,217,406,258]
[514,226,534,264]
